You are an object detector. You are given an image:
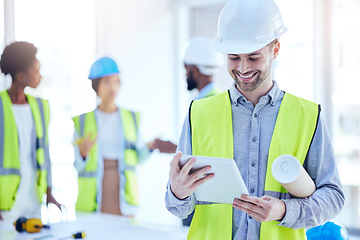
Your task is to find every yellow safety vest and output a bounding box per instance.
[73,109,140,212]
[188,91,319,240]
[0,90,49,210]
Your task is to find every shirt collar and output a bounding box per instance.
[229,80,282,106]
[196,82,216,100]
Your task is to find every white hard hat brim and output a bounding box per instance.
[214,27,287,54]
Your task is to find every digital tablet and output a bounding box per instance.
[179,155,249,204]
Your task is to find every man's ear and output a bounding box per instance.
[192,65,201,78]
[273,41,280,59]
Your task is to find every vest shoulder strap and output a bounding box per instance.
[120,108,140,142]
[190,90,233,158]
[73,111,96,138]
[268,93,320,167]
[0,91,20,173]
[188,90,233,240]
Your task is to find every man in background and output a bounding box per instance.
[149,36,223,154]
[182,36,223,99]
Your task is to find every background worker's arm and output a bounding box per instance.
[77,134,96,158]
[147,138,177,153]
[129,120,175,164]
[46,187,61,210]
[45,141,61,210]
[267,114,344,229]
[135,130,153,164]
[73,132,96,172]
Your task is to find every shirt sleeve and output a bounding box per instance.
[279,113,345,229]
[135,124,151,163]
[165,113,196,218]
[45,104,52,187]
[165,181,196,219]
[45,144,52,187]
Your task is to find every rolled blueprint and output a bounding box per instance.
[271,154,316,197]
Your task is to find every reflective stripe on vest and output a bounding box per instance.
[188,91,319,240]
[73,109,140,212]
[120,109,140,206]
[29,96,50,204]
[0,91,49,210]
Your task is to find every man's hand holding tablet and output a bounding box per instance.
[170,152,249,204]
[169,152,215,200]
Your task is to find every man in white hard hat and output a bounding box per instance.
[165,0,344,239]
[182,36,223,99]
[148,36,223,155]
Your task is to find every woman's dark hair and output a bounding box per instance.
[0,41,37,78]
[91,78,101,94]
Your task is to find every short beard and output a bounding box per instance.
[186,71,197,91]
[234,71,271,92]
[232,59,272,92]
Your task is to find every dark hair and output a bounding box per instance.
[0,41,37,78]
[91,78,102,94]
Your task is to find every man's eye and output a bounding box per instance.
[249,58,259,62]
[229,56,239,60]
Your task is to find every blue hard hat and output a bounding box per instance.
[88,57,120,80]
[306,221,349,240]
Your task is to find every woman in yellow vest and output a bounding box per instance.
[0,41,60,224]
[165,0,345,239]
[73,57,163,217]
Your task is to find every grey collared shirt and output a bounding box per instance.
[165,81,345,240]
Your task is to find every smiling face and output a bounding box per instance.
[227,41,280,94]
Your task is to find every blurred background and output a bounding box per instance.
[0,0,359,236]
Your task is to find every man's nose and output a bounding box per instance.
[238,60,251,74]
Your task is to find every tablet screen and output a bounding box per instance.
[180,155,249,204]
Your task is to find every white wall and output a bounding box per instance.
[96,0,183,142]
[94,0,186,226]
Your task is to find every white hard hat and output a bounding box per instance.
[214,0,288,54]
[181,36,223,75]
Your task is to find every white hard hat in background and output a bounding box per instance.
[214,0,287,54]
[181,36,223,76]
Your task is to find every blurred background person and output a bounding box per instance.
[0,41,60,225]
[182,36,223,100]
[149,36,224,155]
[73,57,168,217]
